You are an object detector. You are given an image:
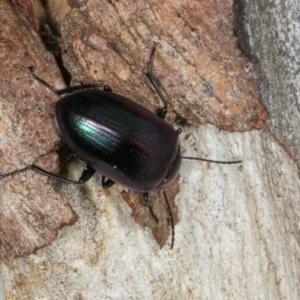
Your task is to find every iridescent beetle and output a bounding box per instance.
[0,43,241,248]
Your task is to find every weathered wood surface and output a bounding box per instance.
[0,0,77,260]
[1,0,299,299]
[234,0,300,162]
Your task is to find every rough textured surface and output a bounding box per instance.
[53,0,266,248]
[1,127,300,299]
[11,0,39,31]
[121,180,179,248]
[0,1,77,259]
[234,0,300,162]
[60,0,266,131]
[4,0,300,299]
[55,0,267,248]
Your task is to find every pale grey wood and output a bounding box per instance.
[1,125,300,299]
[234,0,300,161]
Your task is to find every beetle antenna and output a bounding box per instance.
[163,190,175,249]
[182,156,242,164]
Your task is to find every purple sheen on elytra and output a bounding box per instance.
[55,89,181,192]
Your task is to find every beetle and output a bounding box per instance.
[0,43,241,248]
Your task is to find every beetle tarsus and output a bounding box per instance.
[79,166,96,183]
[143,192,149,202]
[157,107,167,118]
[176,128,182,134]
[103,85,112,92]
[147,42,159,74]
[101,176,115,189]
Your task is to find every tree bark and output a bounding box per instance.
[1,0,299,299]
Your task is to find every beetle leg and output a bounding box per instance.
[143,192,149,202]
[29,67,58,94]
[143,191,175,249]
[103,85,113,92]
[29,67,112,95]
[162,190,175,249]
[146,43,168,119]
[0,164,95,184]
[78,165,96,183]
[101,176,115,189]
[142,192,159,224]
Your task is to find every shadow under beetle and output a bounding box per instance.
[0,43,241,248]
